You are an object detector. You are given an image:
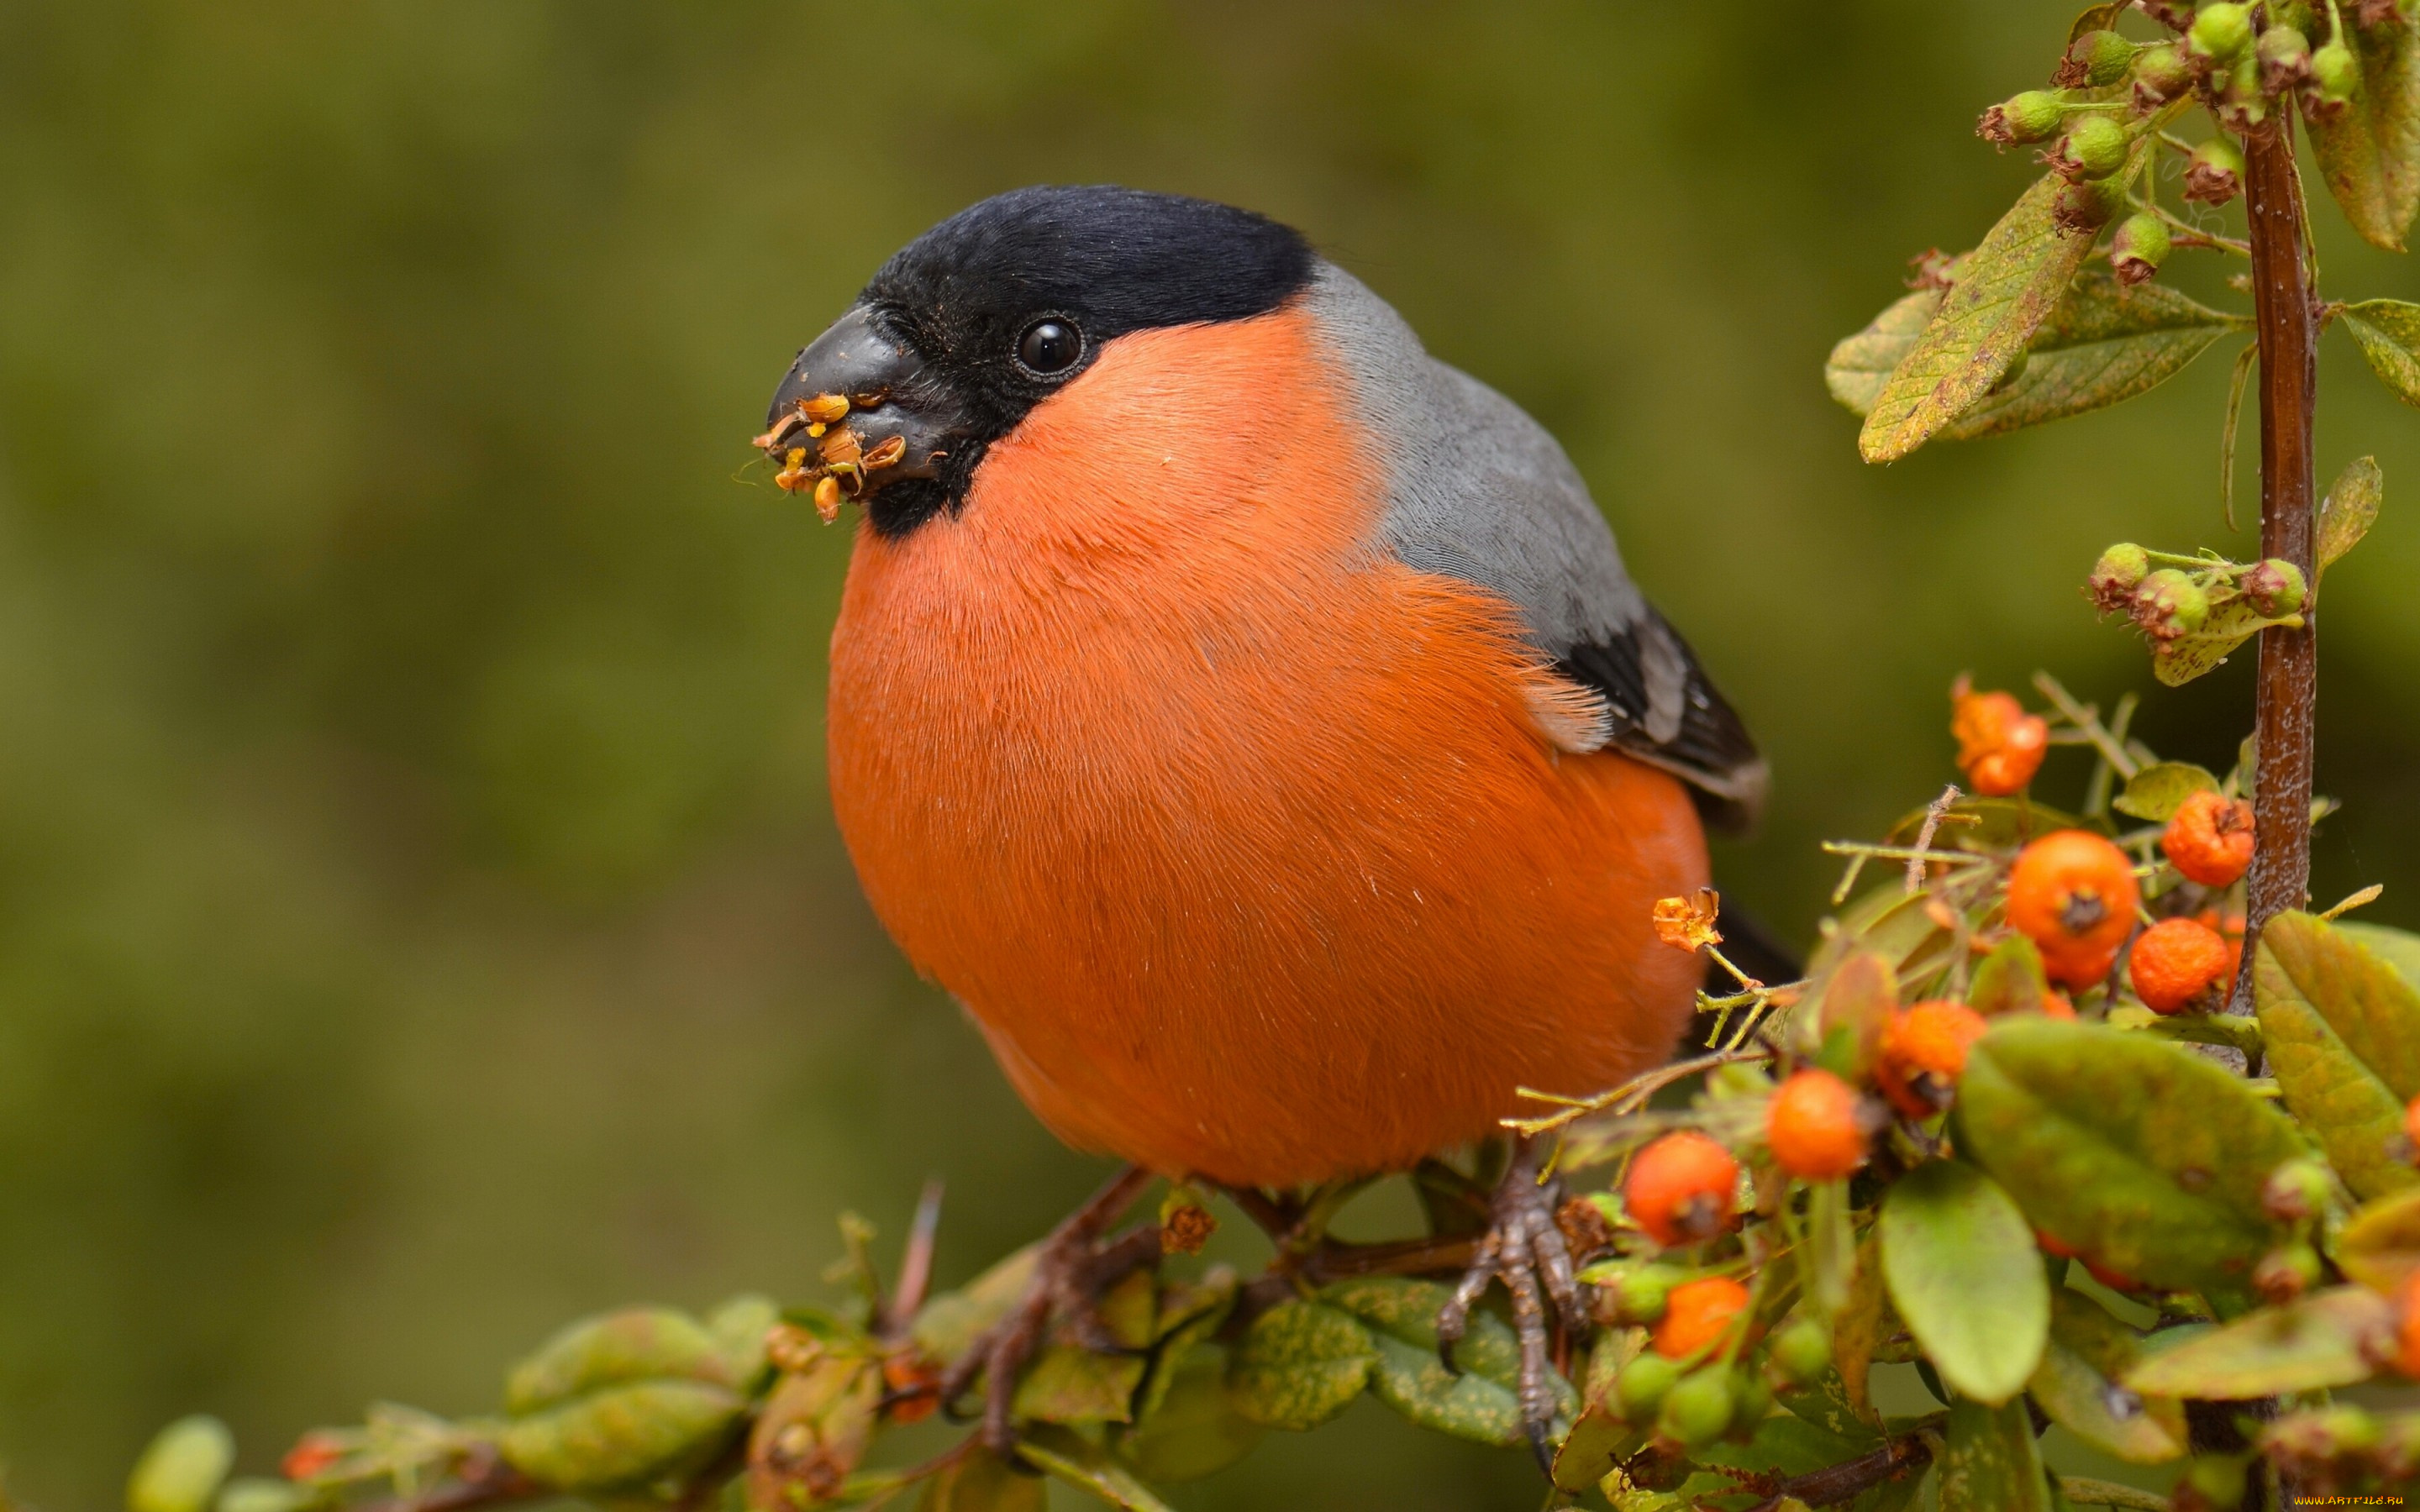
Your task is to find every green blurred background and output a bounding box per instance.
[0,1,2414,1507]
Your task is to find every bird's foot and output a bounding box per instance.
[938,1166,1160,1460]
[1434,1136,1586,1477]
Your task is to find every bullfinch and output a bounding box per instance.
[756,186,1765,1460]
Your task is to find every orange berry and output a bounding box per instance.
[2398,1272,2420,1379]
[1876,1000,1989,1119]
[2130,916,2233,1014]
[2084,1257,2146,1294]
[2162,790,2256,888]
[1951,680,2050,797]
[1767,1068,1870,1179]
[2407,1093,2420,1154]
[2006,830,2140,988]
[2043,990,2076,1020]
[1625,1131,1740,1248]
[1652,1276,1753,1360]
[281,1433,347,1483]
[2035,1229,2080,1260]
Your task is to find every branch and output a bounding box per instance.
[1740,1432,1932,1510]
[2231,110,2322,1015]
[350,1453,539,1512]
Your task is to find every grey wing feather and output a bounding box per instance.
[1307,262,1767,831]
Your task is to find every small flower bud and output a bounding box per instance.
[2112,213,2171,286]
[2309,39,2360,112]
[2089,543,2151,611]
[2257,25,2312,92]
[2185,136,2247,204]
[2189,2,2256,64]
[1980,90,2070,145]
[2061,29,2141,88]
[2052,113,2132,180]
[2219,52,2271,128]
[2243,558,2308,617]
[2133,569,2210,639]
[2261,1157,2333,1222]
[2132,42,2199,107]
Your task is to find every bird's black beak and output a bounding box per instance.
[757,307,958,512]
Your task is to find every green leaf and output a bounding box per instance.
[1013,1269,1157,1426]
[2254,911,2420,1200]
[2338,917,2420,990]
[2307,8,2420,251]
[1224,1300,1375,1431]
[1133,1273,1235,1427]
[1858,156,2144,464]
[2027,1290,2188,1464]
[1937,1395,2054,1512]
[704,1294,779,1389]
[1970,936,2054,1019]
[2317,455,2385,575]
[2122,1286,2396,1398]
[917,1447,1047,1512]
[129,1417,236,1512]
[1018,1425,1177,1512]
[505,1309,736,1415]
[2109,762,2220,822]
[1955,1020,2299,1295]
[1555,1332,1648,1493]
[2058,1478,2173,1511]
[502,1380,745,1492]
[1818,950,1899,1079]
[2069,3,2124,42]
[1321,1276,1575,1446]
[2335,1184,2420,1294]
[2344,300,2420,407]
[1879,1161,2048,1404]
[1115,1351,1265,1484]
[2151,596,2305,687]
[913,1246,1039,1365]
[1934,274,2245,443]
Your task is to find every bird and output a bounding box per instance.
[755,185,1765,1462]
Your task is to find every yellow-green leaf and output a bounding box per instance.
[2307,9,2420,251]
[2344,301,2420,407]
[2123,1287,2395,1399]
[1858,159,2138,464]
[916,1446,1046,1512]
[505,1309,735,1415]
[2254,911,2420,1200]
[1879,1161,2048,1405]
[1828,284,1946,417]
[1012,1268,1156,1425]
[913,1246,1039,1364]
[502,1380,745,1492]
[1970,935,2054,1018]
[2317,455,2385,575]
[1818,950,1899,1078]
[2110,762,2219,822]
[1224,1300,1375,1431]
[1954,1020,2298,1296]
[1018,1425,1177,1512]
[2027,1291,2188,1464]
[1936,274,2245,442]
[1115,1351,1265,1484]
[2335,1184,2420,1294]
[2151,597,2304,687]
[1938,1395,2054,1512]
[2338,917,2420,990]
[1322,1276,1575,1446]
[129,1417,236,1512]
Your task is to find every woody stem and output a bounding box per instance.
[2230,112,2321,1014]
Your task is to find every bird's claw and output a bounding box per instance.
[1434,1136,1584,1479]
[936,1166,1159,1458]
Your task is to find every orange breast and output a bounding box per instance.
[825,305,1708,1187]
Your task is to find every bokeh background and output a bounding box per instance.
[1,1,2414,1507]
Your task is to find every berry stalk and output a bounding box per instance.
[2232,111,2323,1013]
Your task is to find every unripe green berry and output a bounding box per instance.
[2058,114,2132,180]
[1616,1352,1682,1421]
[2311,40,2360,104]
[1770,1318,1833,1385]
[2186,136,2247,204]
[2134,569,2210,639]
[1614,1263,1686,1325]
[2261,1156,2332,1221]
[2222,53,2270,126]
[2133,42,2198,104]
[1982,90,2070,145]
[2244,558,2307,617]
[2191,3,2256,63]
[1657,1365,1735,1447]
[2258,25,2312,91]
[2185,1454,2248,1510]
[2112,213,2170,286]
[2252,1241,2323,1304]
[1729,1366,1775,1431]
[2066,29,2140,87]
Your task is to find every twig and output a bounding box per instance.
[881,1179,946,1338]
[1740,1431,1932,1511]
[1904,785,1962,894]
[1508,1042,1776,1138]
[2031,672,2141,781]
[351,1455,539,1512]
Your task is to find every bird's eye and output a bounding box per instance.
[1016,319,1082,375]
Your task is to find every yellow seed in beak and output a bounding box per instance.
[819,427,863,467]
[813,475,843,522]
[863,435,907,470]
[802,392,850,425]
